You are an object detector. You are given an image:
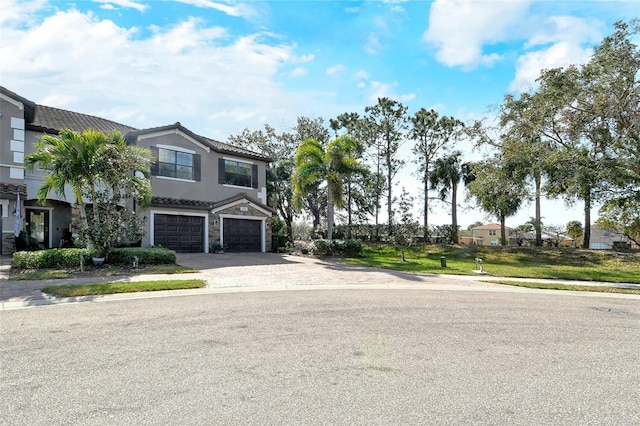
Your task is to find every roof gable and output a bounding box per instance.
[211,192,275,215]
[126,122,271,162]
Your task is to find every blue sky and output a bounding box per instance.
[2,0,638,228]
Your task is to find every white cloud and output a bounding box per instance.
[510,16,603,91]
[174,0,257,19]
[0,0,48,27]
[365,81,413,104]
[0,4,304,140]
[364,32,383,55]
[294,54,315,63]
[355,70,369,80]
[92,0,147,13]
[326,64,345,75]
[424,0,531,69]
[291,67,307,77]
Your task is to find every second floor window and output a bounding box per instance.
[489,230,496,236]
[220,159,257,188]
[158,148,194,180]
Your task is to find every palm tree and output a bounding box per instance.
[293,136,363,240]
[430,151,474,244]
[25,129,152,258]
[24,129,104,229]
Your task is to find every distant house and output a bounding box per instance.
[589,226,639,250]
[518,230,574,247]
[1,86,274,255]
[471,223,513,246]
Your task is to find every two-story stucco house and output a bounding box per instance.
[471,223,513,246]
[0,86,274,255]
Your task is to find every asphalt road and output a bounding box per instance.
[2,289,639,425]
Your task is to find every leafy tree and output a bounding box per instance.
[330,112,378,234]
[596,200,640,247]
[429,152,474,244]
[364,97,408,233]
[467,158,527,245]
[393,188,420,262]
[293,136,364,240]
[566,220,583,248]
[497,93,556,246]
[542,224,567,248]
[527,21,640,248]
[25,129,152,259]
[467,221,483,231]
[409,108,464,241]
[512,222,534,246]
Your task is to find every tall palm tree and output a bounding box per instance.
[293,136,363,240]
[430,151,474,244]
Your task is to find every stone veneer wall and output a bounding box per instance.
[209,203,272,252]
[2,234,16,256]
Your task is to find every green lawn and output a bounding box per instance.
[485,280,640,295]
[10,264,198,281]
[42,279,206,297]
[344,244,640,284]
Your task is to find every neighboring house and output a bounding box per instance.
[458,229,473,245]
[0,86,274,255]
[471,223,513,246]
[589,226,639,250]
[515,230,574,247]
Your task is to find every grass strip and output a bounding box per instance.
[42,279,206,297]
[485,280,640,295]
[11,264,199,281]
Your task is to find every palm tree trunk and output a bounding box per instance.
[534,170,542,246]
[423,165,429,241]
[500,214,507,246]
[327,185,334,241]
[582,189,591,249]
[451,182,458,244]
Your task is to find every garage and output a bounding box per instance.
[223,218,262,252]
[154,214,204,253]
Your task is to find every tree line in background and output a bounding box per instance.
[230,20,639,249]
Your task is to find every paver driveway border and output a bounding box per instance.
[1,252,639,310]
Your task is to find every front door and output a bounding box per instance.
[27,209,50,249]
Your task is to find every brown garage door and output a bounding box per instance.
[223,218,261,252]
[154,214,204,253]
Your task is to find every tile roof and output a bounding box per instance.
[150,197,213,210]
[2,86,270,162]
[0,184,27,199]
[126,122,272,162]
[472,223,512,230]
[30,105,137,135]
[150,193,275,214]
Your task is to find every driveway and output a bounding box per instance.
[2,252,639,310]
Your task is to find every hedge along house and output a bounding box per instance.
[0,87,274,255]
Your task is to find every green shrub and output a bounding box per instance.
[312,239,333,256]
[342,239,363,257]
[272,234,288,253]
[108,247,176,265]
[311,239,362,257]
[11,247,176,269]
[12,248,95,269]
